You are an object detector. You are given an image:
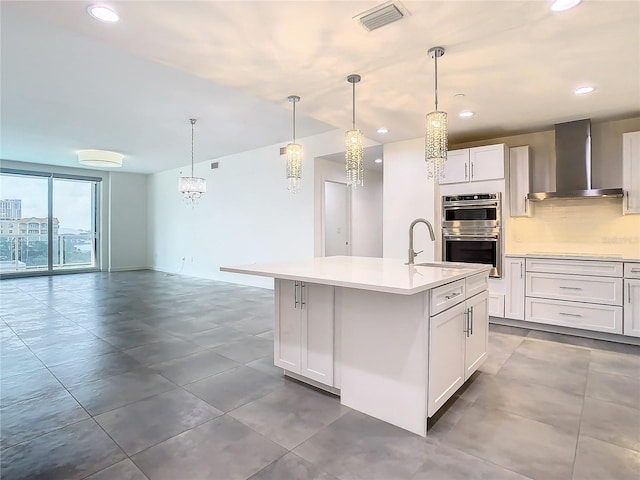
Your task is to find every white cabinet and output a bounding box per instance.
[509,146,531,217]
[523,258,624,335]
[275,279,335,386]
[428,279,489,416]
[624,262,640,337]
[464,290,489,378]
[428,302,466,415]
[505,257,526,320]
[623,131,640,214]
[624,279,640,337]
[439,144,506,185]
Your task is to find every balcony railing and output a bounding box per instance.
[0,233,96,272]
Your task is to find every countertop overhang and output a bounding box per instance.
[221,256,491,295]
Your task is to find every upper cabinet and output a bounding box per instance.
[439,144,506,185]
[623,131,640,214]
[509,146,531,217]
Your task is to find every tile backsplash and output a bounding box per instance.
[506,198,640,259]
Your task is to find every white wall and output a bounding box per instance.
[109,172,148,271]
[313,157,383,258]
[382,138,437,261]
[148,129,378,288]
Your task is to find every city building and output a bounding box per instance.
[0,199,22,220]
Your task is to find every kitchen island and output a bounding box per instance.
[221,256,491,436]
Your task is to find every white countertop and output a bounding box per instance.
[505,253,639,262]
[221,256,491,295]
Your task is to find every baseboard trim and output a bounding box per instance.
[490,317,640,346]
[108,266,150,272]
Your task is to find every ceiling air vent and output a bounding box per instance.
[355,1,409,32]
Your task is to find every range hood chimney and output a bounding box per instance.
[528,119,624,201]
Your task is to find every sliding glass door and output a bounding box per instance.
[0,169,100,276]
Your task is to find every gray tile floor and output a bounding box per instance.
[1,271,639,480]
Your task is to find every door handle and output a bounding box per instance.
[520,262,523,279]
[300,283,306,309]
[559,286,582,290]
[463,309,470,337]
[559,312,582,318]
[627,191,630,210]
[524,195,528,213]
[471,162,475,180]
[629,283,632,304]
[464,163,468,181]
[294,282,299,309]
[469,306,474,335]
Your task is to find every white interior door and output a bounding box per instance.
[324,181,350,256]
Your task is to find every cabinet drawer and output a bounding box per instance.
[625,262,640,279]
[466,272,489,298]
[526,272,623,306]
[525,297,622,334]
[430,279,465,316]
[526,258,623,277]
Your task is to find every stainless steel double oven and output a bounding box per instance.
[442,192,502,278]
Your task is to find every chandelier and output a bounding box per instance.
[425,46,448,179]
[345,74,364,188]
[178,118,206,204]
[286,95,302,193]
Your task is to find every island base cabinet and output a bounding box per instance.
[428,291,489,417]
[274,280,335,386]
[465,291,489,377]
[624,279,640,337]
[427,302,466,417]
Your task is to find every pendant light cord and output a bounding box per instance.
[352,81,356,130]
[190,118,196,177]
[292,100,296,142]
[434,52,439,112]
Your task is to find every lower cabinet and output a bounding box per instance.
[624,279,640,337]
[274,279,335,386]
[505,257,525,320]
[428,290,489,416]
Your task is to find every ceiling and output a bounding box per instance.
[1,1,638,174]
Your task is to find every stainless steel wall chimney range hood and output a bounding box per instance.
[527,119,624,201]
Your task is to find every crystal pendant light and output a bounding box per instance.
[178,118,206,205]
[345,74,364,188]
[425,46,448,179]
[286,95,302,194]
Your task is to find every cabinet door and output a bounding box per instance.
[624,279,640,337]
[509,146,531,217]
[274,279,301,373]
[469,144,505,182]
[465,291,489,380]
[623,131,640,214]
[428,302,466,416]
[439,149,469,185]
[505,258,525,320]
[301,283,335,385]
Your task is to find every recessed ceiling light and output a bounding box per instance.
[574,86,595,95]
[87,5,119,23]
[374,158,383,164]
[377,127,389,134]
[459,111,474,118]
[551,0,581,12]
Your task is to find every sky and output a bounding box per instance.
[0,174,93,230]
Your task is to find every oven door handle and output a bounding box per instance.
[443,202,499,210]
[444,234,499,240]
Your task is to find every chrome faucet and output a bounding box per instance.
[408,218,436,264]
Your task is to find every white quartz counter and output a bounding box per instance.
[221,256,491,295]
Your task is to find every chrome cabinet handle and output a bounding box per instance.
[445,292,460,300]
[627,191,630,210]
[630,268,640,273]
[629,283,632,304]
[520,262,523,279]
[470,306,474,335]
[524,195,528,213]
[463,309,470,337]
[294,282,299,309]
[300,283,306,309]
[471,162,475,180]
[559,312,582,318]
[464,163,468,181]
[559,286,582,290]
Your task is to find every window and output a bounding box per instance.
[0,170,101,275]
